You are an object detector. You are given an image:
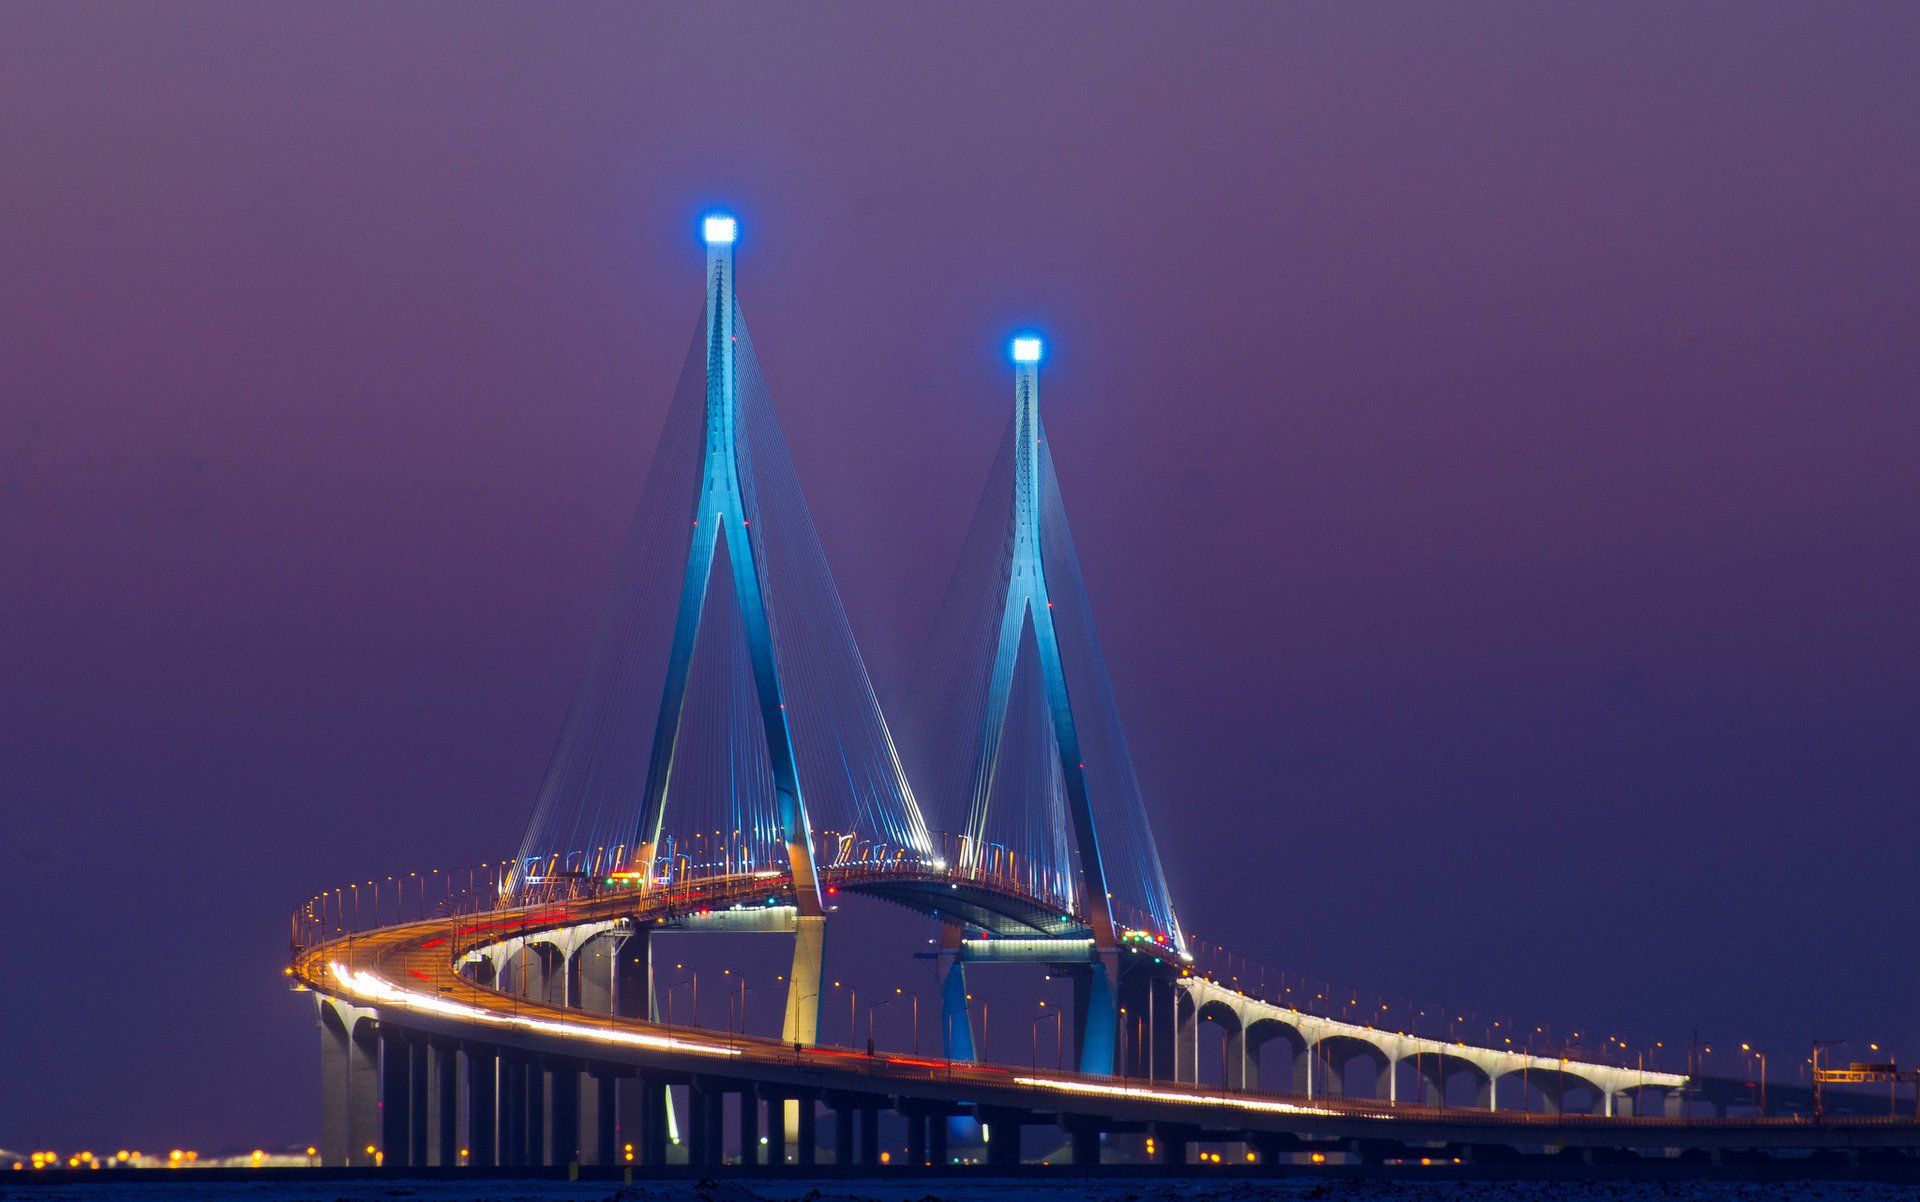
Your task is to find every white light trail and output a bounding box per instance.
[328,963,741,1059]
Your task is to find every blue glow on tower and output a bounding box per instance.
[1011,335,1044,364]
[702,213,738,245]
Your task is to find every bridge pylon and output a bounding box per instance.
[513,211,934,1051]
[620,215,825,1043]
[912,334,1185,1076]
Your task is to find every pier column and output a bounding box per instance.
[317,1000,353,1167]
[833,1099,855,1165]
[549,1060,581,1165]
[379,1025,412,1164]
[407,1034,430,1166]
[465,1045,497,1167]
[796,1094,818,1165]
[737,1085,760,1165]
[429,1038,459,1165]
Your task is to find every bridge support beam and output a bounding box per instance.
[316,999,359,1167]
[833,1100,855,1165]
[498,1053,526,1166]
[620,1071,669,1166]
[687,1079,724,1166]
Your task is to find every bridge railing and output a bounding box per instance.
[1176,930,1669,1074]
[290,842,1669,1076]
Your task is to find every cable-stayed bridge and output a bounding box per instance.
[289,215,1914,1171]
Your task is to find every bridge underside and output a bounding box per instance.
[840,876,1091,941]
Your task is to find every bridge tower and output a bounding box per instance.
[628,213,826,1043]
[921,334,1186,1077]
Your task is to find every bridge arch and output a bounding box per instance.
[1308,1032,1394,1100]
[1244,1016,1307,1094]
[1404,1048,1494,1109]
[1494,1063,1609,1115]
[1189,996,1247,1089]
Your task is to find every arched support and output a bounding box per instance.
[1244,1017,1305,1096]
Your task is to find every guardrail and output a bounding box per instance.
[293,833,1674,1078]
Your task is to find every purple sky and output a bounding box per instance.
[2,2,1916,1151]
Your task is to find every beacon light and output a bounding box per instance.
[702,214,738,245]
[1011,336,1043,364]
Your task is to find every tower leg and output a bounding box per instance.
[1072,952,1119,1076]
[783,915,826,1045]
[939,927,976,1061]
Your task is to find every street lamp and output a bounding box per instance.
[1741,1043,1767,1113]
[831,981,856,1048]
[664,968,697,1029]
[1030,1001,1064,1071]
[894,987,920,1055]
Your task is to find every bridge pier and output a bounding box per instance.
[736,1084,760,1165]
[687,1079,724,1166]
[981,1107,1025,1165]
[588,1068,620,1165]
[548,1059,581,1165]
[465,1044,497,1166]
[317,999,384,1167]
[927,1109,948,1165]
[1065,1116,1103,1165]
[379,1025,411,1164]
[904,1110,927,1166]
[407,1033,429,1166]
[833,1099,855,1165]
[1151,1122,1191,1165]
[429,1037,458,1165]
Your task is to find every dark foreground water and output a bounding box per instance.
[3,1178,1919,1202]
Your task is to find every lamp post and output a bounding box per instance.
[895,987,920,1055]
[1741,1044,1767,1113]
[832,981,856,1048]
[664,969,697,1029]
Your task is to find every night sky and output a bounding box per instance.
[3,2,1915,1152]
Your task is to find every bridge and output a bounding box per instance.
[288,213,1913,1170]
